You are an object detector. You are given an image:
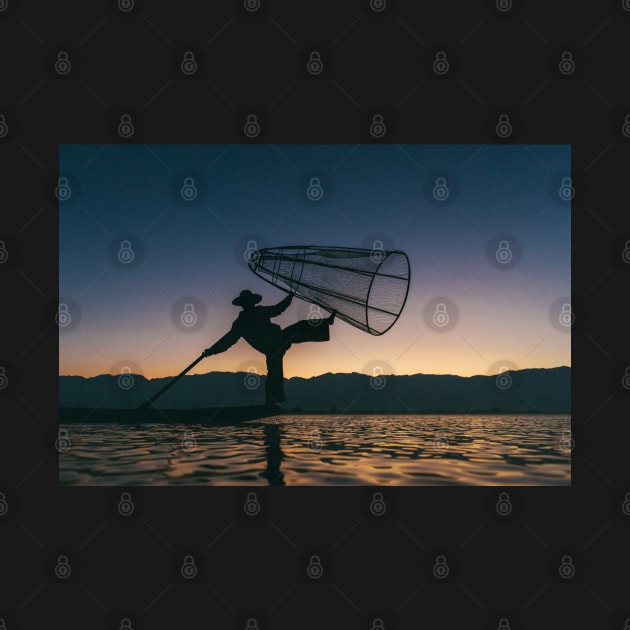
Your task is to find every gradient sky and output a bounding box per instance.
[59,143,570,379]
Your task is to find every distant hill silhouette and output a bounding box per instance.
[59,367,570,413]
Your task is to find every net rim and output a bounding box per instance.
[367,249,411,335]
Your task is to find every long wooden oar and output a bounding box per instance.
[136,353,206,410]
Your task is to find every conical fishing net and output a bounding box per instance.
[248,246,410,335]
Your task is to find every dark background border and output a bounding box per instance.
[1,1,629,628]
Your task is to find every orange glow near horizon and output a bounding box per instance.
[59,303,571,380]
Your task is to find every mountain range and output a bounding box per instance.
[59,367,570,413]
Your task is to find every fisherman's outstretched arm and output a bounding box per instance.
[264,293,293,317]
[203,324,241,356]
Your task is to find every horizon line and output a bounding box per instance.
[59,365,572,379]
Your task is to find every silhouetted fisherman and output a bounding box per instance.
[203,290,335,406]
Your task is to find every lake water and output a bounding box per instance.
[58,414,571,486]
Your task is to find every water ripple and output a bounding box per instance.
[59,414,571,486]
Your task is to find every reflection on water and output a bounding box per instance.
[59,414,571,486]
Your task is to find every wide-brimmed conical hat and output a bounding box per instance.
[232,289,262,306]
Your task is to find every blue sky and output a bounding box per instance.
[59,143,571,379]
